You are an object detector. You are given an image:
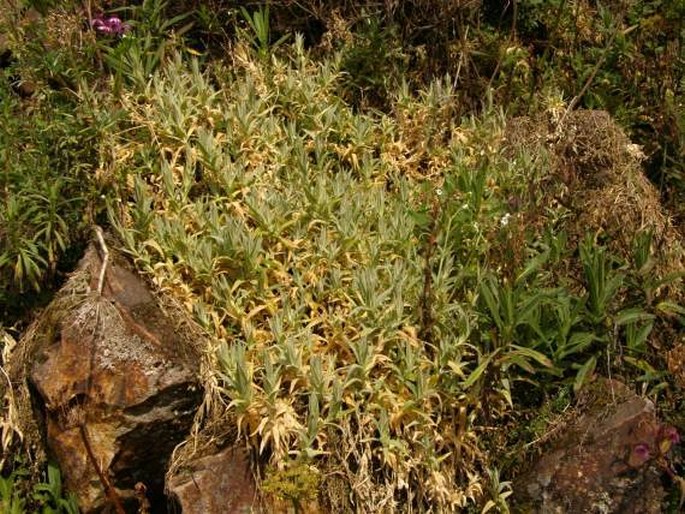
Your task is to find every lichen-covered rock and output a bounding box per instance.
[515,379,676,513]
[29,243,203,513]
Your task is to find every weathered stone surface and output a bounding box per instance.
[515,379,672,513]
[30,244,203,513]
[167,444,325,514]
[167,446,257,514]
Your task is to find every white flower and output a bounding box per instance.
[500,213,511,227]
[626,143,646,161]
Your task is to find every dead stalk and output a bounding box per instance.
[94,225,109,295]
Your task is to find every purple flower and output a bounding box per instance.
[663,426,680,445]
[634,443,651,458]
[91,18,106,31]
[90,15,130,36]
[628,442,652,467]
[658,425,680,455]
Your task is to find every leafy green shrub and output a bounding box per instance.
[0,3,108,321]
[94,18,685,503]
[101,0,194,89]
[337,16,408,109]
[0,463,79,514]
[0,0,194,321]
[0,76,97,319]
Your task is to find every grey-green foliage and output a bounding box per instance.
[107,40,499,508]
[3,2,685,511]
[100,25,683,513]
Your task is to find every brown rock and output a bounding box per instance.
[167,444,324,514]
[167,446,257,514]
[668,341,685,389]
[515,379,670,513]
[30,244,203,513]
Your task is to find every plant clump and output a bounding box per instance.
[0,1,684,512]
[503,108,685,299]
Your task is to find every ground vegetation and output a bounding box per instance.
[1,1,683,512]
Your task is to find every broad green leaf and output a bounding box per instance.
[509,345,553,368]
[623,356,657,374]
[515,247,550,285]
[574,356,596,393]
[656,301,685,319]
[653,270,685,289]
[614,308,655,326]
[625,320,653,352]
[462,353,495,389]
[558,332,597,360]
[479,277,503,330]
